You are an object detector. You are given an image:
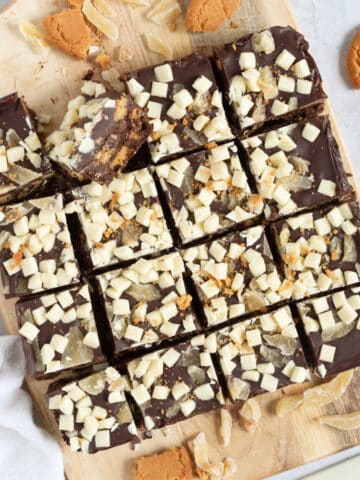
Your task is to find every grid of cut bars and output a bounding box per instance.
[2,25,360,454]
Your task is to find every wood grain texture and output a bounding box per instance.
[0,1,359,479]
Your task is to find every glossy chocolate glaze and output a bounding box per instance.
[128,339,224,430]
[297,288,360,377]
[214,26,327,136]
[16,284,105,379]
[0,92,53,203]
[126,53,233,160]
[242,116,352,220]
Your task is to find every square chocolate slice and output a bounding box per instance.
[17,283,105,378]
[97,252,199,355]
[0,92,53,204]
[125,53,233,163]
[271,202,360,300]
[207,306,309,402]
[156,141,264,244]
[48,367,138,453]
[67,168,173,270]
[128,335,224,432]
[46,80,151,183]
[182,226,290,326]
[241,117,351,220]
[0,194,80,297]
[297,287,360,377]
[214,26,326,136]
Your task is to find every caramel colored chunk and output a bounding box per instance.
[43,8,92,60]
[133,447,194,480]
[67,0,84,6]
[185,0,241,32]
[347,30,360,89]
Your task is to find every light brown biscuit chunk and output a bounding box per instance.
[185,0,241,32]
[348,30,360,89]
[133,447,194,480]
[43,8,92,60]
[66,0,84,7]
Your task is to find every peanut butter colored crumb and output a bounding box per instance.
[43,8,92,60]
[95,53,111,70]
[185,0,241,32]
[133,446,194,480]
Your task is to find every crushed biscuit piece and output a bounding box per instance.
[185,0,241,32]
[95,53,111,70]
[176,294,192,311]
[43,8,93,60]
[133,446,194,480]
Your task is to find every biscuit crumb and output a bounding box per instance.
[67,0,84,6]
[347,30,360,89]
[185,0,241,32]
[133,446,194,480]
[95,53,111,70]
[43,8,92,60]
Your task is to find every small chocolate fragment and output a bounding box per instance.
[125,53,233,163]
[271,202,360,300]
[207,306,309,401]
[0,194,80,297]
[48,367,138,453]
[297,287,360,377]
[214,26,327,136]
[156,141,264,244]
[0,92,53,204]
[17,283,105,378]
[128,335,225,432]
[98,252,199,356]
[46,80,152,184]
[241,117,352,220]
[182,226,290,326]
[66,168,173,270]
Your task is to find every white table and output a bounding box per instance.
[0,0,359,478]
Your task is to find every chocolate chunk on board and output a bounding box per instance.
[125,53,233,163]
[241,116,352,221]
[297,287,360,377]
[97,252,199,356]
[128,335,225,432]
[66,168,173,271]
[182,226,291,327]
[0,194,80,297]
[46,80,152,184]
[271,202,360,300]
[207,306,309,401]
[0,92,53,204]
[17,283,106,379]
[214,26,327,136]
[48,367,138,454]
[156,141,264,244]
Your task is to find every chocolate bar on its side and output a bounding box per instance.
[125,53,233,164]
[48,367,138,453]
[208,306,309,401]
[128,335,225,432]
[97,252,199,356]
[17,284,106,379]
[214,26,327,136]
[297,287,360,377]
[271,202,360,300]
[0,92,53,204]
[0,194,80,297]
[46,80,152,184]
[182,226,291,327]
[156,141,264,245]
[241,117,352,221]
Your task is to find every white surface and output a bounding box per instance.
[0,0,359,479]
[0,336,64,480]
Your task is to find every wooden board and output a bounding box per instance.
[0,1,360,479]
